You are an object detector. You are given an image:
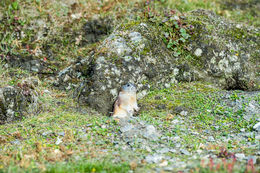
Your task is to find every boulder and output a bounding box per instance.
[185,9,259,90]
[58,9,259,115]
[0,80,39,124]
[75,22,181,115]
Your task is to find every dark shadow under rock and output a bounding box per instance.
[53,56,93,91]
[83,17,113,44]
[4,55,43,73]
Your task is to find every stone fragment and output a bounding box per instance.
[235,153,246,160]
[180,149,191,155]
[253,122,260,132]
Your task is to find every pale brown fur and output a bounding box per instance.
[112,90,139,119]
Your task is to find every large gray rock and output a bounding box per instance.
[0,80,39,124]
[61,9,259,115]
[75,22,183,114]
[186,9,259,90]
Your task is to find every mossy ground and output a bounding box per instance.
[0,0,259,172]
[141,83,258,132]
[0,78,258,172]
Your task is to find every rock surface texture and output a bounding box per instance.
[0,80,39,124]
[186,9,259,90]
[76,22,179,115]
[56,10,259,115]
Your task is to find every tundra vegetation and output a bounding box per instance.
[0,0,259,172]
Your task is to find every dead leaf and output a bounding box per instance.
[0,136,7,144]
[66,149,73,156]
[35,142,42,153]
[159,160,168,167]
[207,144,217,150]
[102,1,115,12]
[75,35,82,45]
[46,149,63,162]
[20,158,31,168]
[64,129,75,142]
[11,131,22,139]
[0,155,10,165]
[24,154,35,160]
[20,154,35,168]
[199,143,206,149]
[59,144,66,152]
[113,118,120,123]
[130,160,137,170]
[54,93,67,98]
[141,159,146,164]
[165,114,174,121]
[38,164,46,172]
[71,3,79,13]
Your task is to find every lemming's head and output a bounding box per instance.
[121,83,137,92]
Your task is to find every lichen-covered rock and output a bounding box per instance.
[53,56,93,90]
[0,80,39,124]
[185,9,260,90]
[60,10,259,115]
[75,22,185,115]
